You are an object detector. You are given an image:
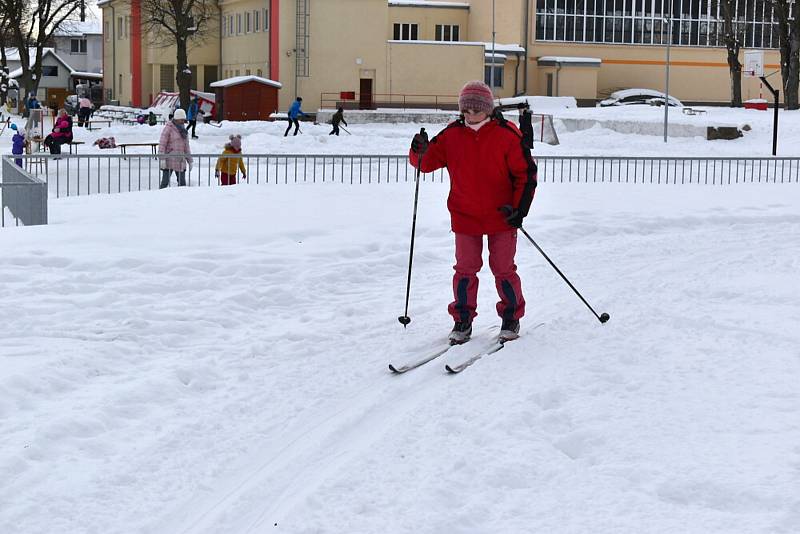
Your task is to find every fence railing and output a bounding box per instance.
[2,153,798,228]
[1,157,48,227]
[11,153,800,197]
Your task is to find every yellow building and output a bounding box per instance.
[100,0,781,113]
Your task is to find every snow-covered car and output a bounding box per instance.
[599,89,682,108]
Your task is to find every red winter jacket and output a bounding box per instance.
[409,118,537,235]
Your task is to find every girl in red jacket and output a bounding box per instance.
[409,80,537,344]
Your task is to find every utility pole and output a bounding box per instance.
[663,0,673,143]
[490,0,496,94]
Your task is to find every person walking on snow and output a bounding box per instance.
[408,80,537,344]
[215,134,247,186]
[78,95,93,127]
[284,96,308,137]
[187,96,201,139]
[158,108,192,188]
[329,106,347,136]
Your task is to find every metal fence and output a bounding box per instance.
[13,153,800,195]
[537,156,800,185]
[2,153,798,228]
[1,157,48,227]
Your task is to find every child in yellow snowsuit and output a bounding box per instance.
[215,134,247,185]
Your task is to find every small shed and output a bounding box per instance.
[209,75,282,121]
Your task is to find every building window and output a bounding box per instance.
[70,38,88,53]
[229,15,234,36]
[393,23,418,40]
[245,11,251,33]
[264,9,269,31]
[42,66,58,77]
[254,10,260,32]
[484,65,503,88]
[435,24,459,41]
[160,64,175,92]
[117,17,123,39]
[236,13,242,34]
[534,0,780,48]
[235,69,240,76]
[246,69,251,75]
[257,69,262,77]
[222,15,226,37]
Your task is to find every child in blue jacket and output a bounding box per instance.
[284,97,308,137]
[10,123,25,167]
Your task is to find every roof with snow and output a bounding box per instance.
[53,21,102,36]
[387,40,524,53]
[5,48,77,78]
[210,75,282,89]
[71,71,103,79]
[537,56,602,66]
[388,1,470,8]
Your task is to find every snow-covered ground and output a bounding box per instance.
[3,100,797,160]
[1,107,799,533]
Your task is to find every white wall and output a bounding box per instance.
[53,34,103,73]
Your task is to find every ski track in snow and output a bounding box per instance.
[2,109,800,532]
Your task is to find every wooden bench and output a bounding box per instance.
[118,142,159,156]
[66,140,85,154]
[86,120,113,131]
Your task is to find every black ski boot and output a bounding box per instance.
[448,321,472,345]
[499,319,520,342]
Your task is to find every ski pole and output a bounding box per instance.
[519,226,610,324]
[340,125,352,135]
[398,128,427,327]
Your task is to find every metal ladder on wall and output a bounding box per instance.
[295,0,310,77]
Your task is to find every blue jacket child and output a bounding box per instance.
[187,98,199,121]
[284,97,308,136]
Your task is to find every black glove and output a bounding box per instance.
[500,204,523,228]
[411,129,429,155]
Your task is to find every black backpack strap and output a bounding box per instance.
[493,112,538,217]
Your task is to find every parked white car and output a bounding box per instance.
[600,88,683,107]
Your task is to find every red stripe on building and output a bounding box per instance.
[270,0,279,81]
[131,0,142,106]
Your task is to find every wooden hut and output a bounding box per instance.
[209,76,282,121]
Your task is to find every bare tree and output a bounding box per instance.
[0,8,14,106]
[138,0,217,110]
[1,0,85,105]
[713,0,745,106]
[769,0,800,109]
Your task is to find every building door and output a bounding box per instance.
[203,66,218,93]
[359,78,373,110]
[546,73,553,97]
[46,88,69,111]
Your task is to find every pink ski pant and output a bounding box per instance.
[448,229,526,323]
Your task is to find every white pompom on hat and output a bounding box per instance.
[173,108,187,120]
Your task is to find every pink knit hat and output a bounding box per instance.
[229,134,242,150]
[458,80,495,114]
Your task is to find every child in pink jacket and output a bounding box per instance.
[158,108,192,188]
